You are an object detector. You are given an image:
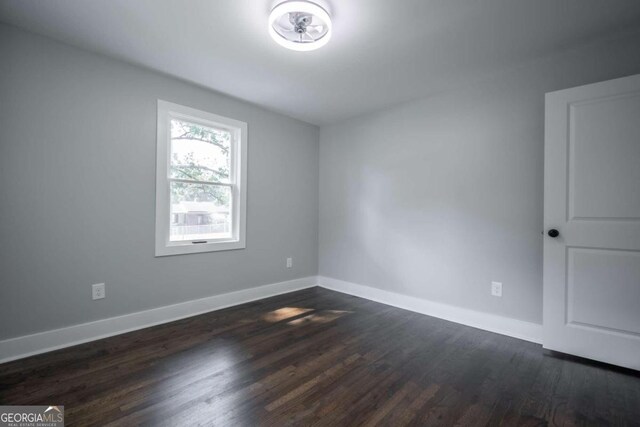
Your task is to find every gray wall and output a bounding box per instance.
[0,25,319,340]
[319,32,640,324]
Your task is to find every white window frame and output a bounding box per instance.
[155,100,247,256]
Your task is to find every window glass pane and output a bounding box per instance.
[169,182,232,241]
[170,119,231,183]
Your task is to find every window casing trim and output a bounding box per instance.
[155,100,247,256]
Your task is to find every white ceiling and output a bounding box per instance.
[1,0,640,125]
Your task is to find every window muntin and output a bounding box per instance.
[156,100,247,256]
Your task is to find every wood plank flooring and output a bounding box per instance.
[1,287,639,426]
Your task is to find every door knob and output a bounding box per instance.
[547,229,560,238]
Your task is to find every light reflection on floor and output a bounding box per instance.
[287,310,352,325]
[148,344,246,425]
[262,307,314,322]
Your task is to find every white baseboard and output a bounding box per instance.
[0,275,543,364]
[317,276,542,344]
[0,276,317,364]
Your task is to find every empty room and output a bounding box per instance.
[1,0,640,425]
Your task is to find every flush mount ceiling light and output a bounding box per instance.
[269,1,332,51]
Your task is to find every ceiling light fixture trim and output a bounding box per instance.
[269,1,332,51]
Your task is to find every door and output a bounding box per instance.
[544,74,640,371]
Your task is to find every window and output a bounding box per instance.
[155,100,247,256]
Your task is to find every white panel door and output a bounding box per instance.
[544,74,640,371]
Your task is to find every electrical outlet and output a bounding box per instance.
[286,257,293,268]
[491,281,502,297]
[92,283,105,300]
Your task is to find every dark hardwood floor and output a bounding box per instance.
[1,287,639,426]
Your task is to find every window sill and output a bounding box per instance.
[155,239,245,257]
